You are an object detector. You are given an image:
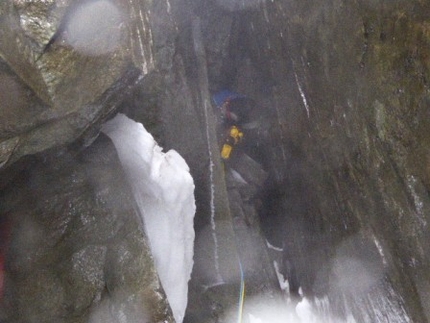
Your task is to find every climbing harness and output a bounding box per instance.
[221,125,244,159]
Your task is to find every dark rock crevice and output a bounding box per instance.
[185,0,430,321]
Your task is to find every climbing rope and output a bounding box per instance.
[237,260,246,323]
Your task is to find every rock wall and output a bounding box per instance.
[0,136,173,323]
[1,0,248,321]
[0,0,165,169]
[221,0,430,321]
[1,0,430,322]
[0,0,179,321]
[181,0,430,321]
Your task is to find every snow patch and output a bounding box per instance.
[294,72,310,118]
[266,239,283,252]
[230,168,248,184]
[102,114,195,323]
[273,260,289,292]
[407,175,427,227]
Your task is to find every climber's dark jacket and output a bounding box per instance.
[213,90,255,127]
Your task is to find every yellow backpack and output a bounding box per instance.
[221,126,244,159]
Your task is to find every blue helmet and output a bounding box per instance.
[213,90,247,107]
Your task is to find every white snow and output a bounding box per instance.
[230,168,248,185]
[266,239,283,252]
[372,234,388,266]
[407,175,427,227]
[228,272,410,323]
[294,71,310,118]
[102,114,196,323]
[249,313,263,323]
[273,260,289,292]
[295,297,316,322]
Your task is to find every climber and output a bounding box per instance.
[213,90,254,126]
[213,90,255,160]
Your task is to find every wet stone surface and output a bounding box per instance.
[1,0,430,322]
[0,135,173,323]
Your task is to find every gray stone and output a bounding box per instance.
[0,136,173,323]
[2,0,430,322]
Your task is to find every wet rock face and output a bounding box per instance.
[1,0,430,322]
[0,0,180,321]
[287,2,430,321]
[178,0,430,321]
[0,0,174,169]
[211,0,430,321]
[0,136,173,323]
